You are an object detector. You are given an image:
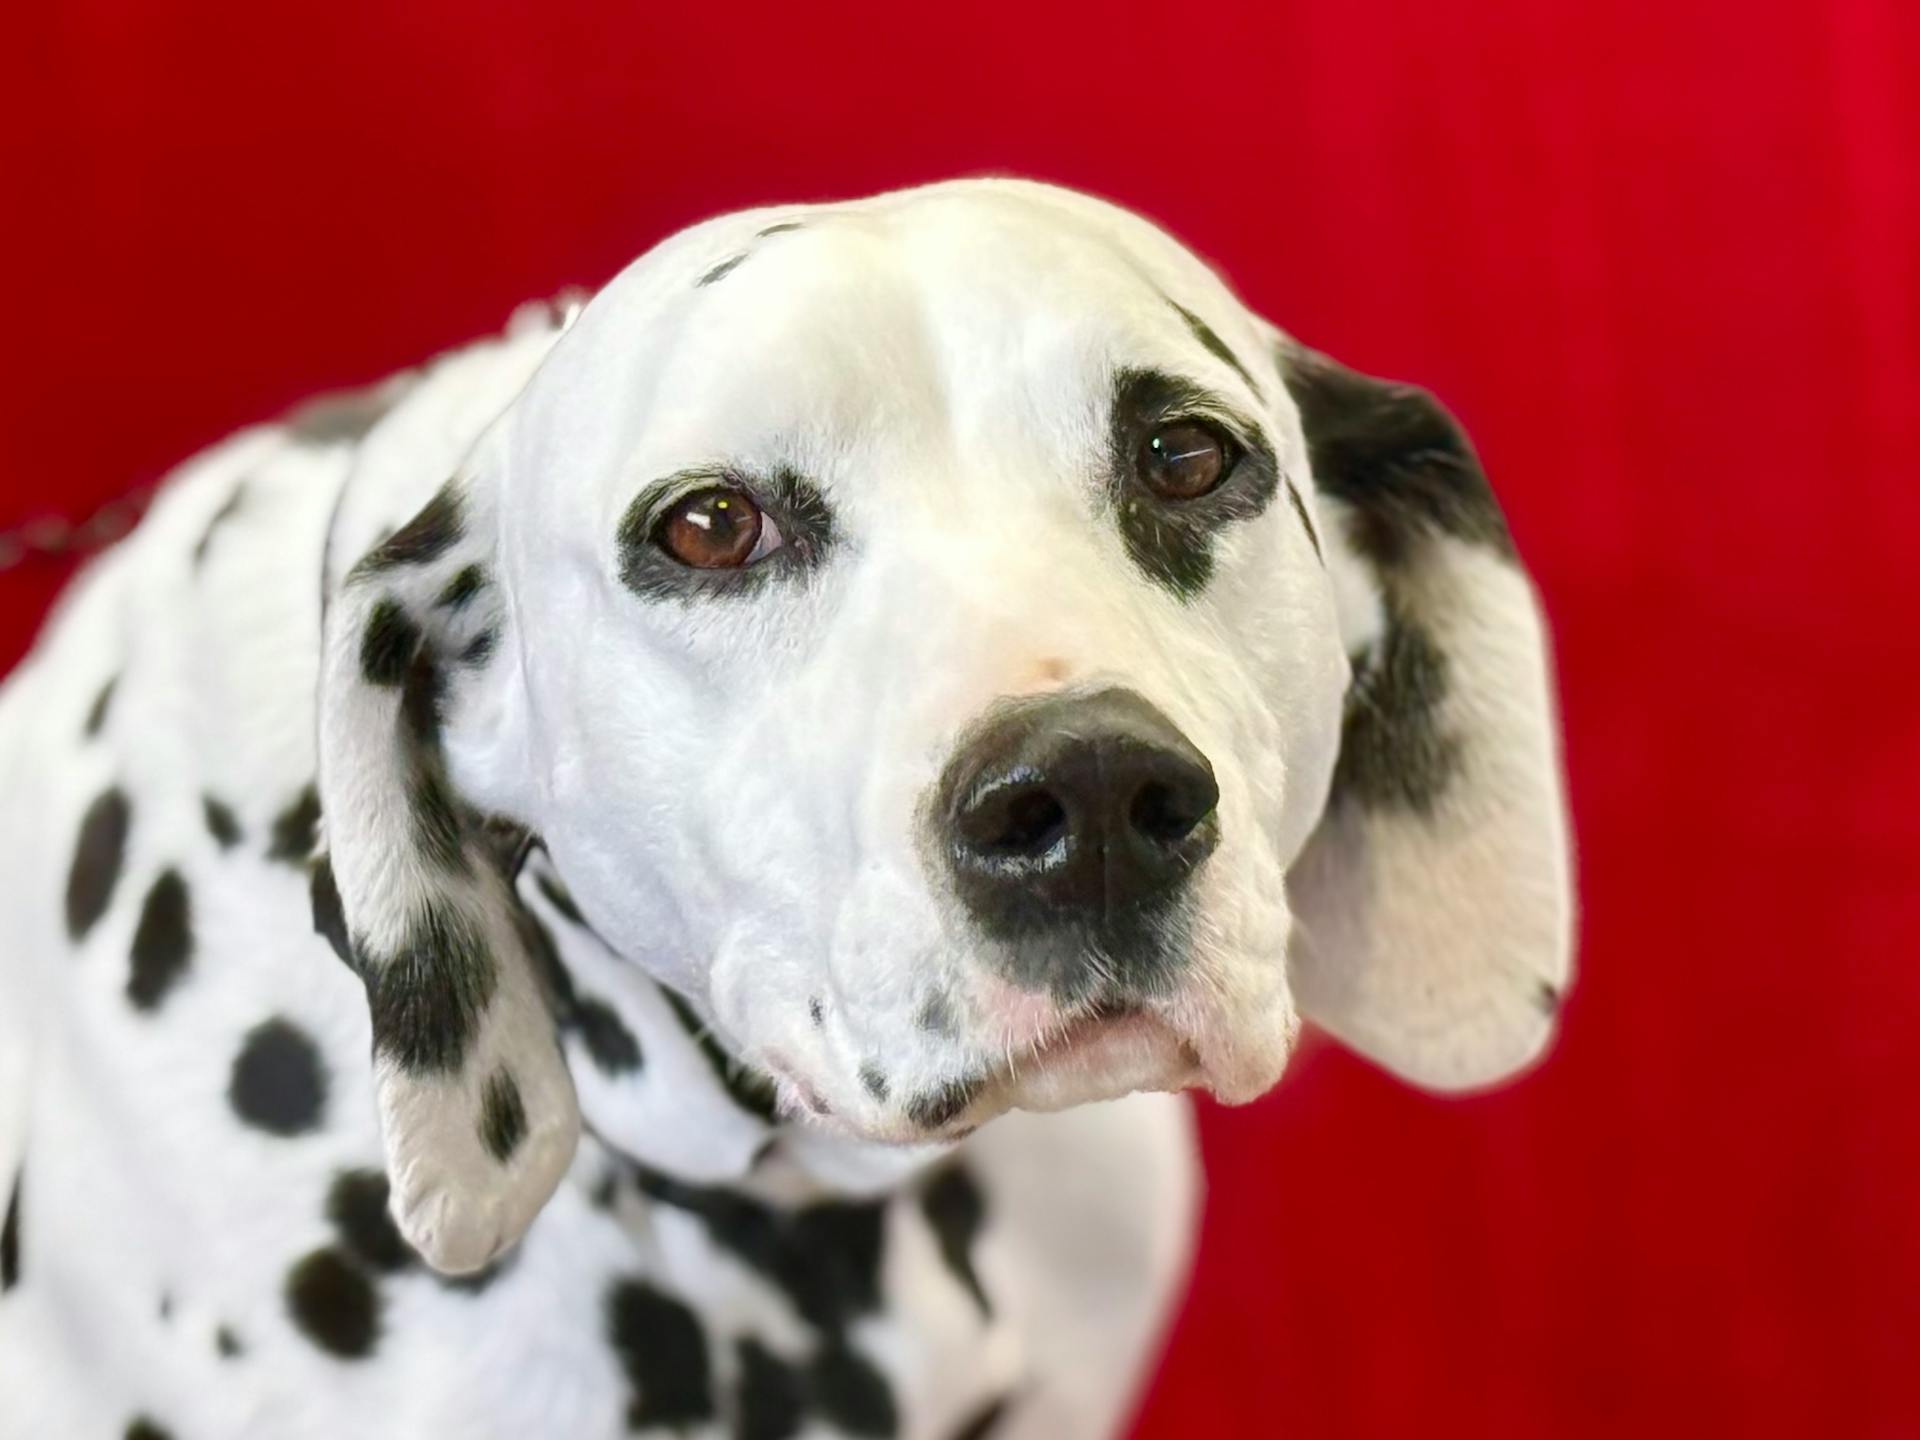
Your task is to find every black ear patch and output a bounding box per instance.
[350,481,465,576]
[66,787,131,940]
[478,1068,528,1162]
[362,903,498,1074]
[359,601,422,688]
[1335,609,1459,813]
[1278,343,1513,569]
[434,563,489,612]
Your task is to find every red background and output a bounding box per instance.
[5,3,1918,1435]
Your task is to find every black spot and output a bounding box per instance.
[1169,300,1264,400]
[326,1169,413,1274]
[697,253,748,286]
[285,1247,379,1359]
[434,563,488,612]
[947,1396,1013,1440]
[157,1291,173,1321]
[127,869,192,1012]
[634,1169,886,1334]
[607,1278,714,1429]
[756,221,804,237]
[266,784,321,866]
[915,991,956,1037]
[215,1324,244,1358]
[737,1339,806,1440]
[2,1169,20,1292]
[516,904,575,1018]
[399,645,446,750]
[359,599,421,688]
[1277,342,1514,568]
[351,482,465,576]
[124,1419,174,1440]
[808,996,824,1028]
[286,383,403,446]
[574,995,643,1076]
[858,1065,889,1103]
[361,901,497,1074]
[921,1164,991,1317]
[407,763,467,875]
[1536,980,1563,1016]
[663,989,779,1124]
[309,858,353,967]
[457,626,497,669]
[1283,477,1324,562]
[1107,368,1279,601]
[479,1068,527,1162]
[193,481,246,567]
[808,1342,898,1437]
[1333,613,1458,813]
[66,787,131,940]
[202,795,242,849]
[905,1076,982,1132]
[84,676,116,737]
[229,1018,329,1136]
[534,869,585,926]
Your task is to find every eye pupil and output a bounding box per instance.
[1139,422,1227,500]
[657,487,764,568]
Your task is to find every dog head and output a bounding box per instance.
[316,180,1573,1270]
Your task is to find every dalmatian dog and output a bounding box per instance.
[0,179,1572,1440]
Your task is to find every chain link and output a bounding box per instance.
[0,487,155,575]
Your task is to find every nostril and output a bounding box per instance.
[956,779,1070,859]
[1129,778,1215,848]
[995,789,1069,855]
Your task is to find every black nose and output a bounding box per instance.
[941,688,1220,936]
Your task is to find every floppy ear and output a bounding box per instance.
[1279,341,1574,1091]
[315,471,579,1273]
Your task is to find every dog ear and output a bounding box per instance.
[315,470,579,1273]
[1279,341,1574,1091]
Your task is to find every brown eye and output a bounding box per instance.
[654,487,776,568]
[1138,421,1231,500]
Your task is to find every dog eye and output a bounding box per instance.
[1138,421,1233,500]
[654,487,786,569]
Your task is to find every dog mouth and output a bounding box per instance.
[902,1001,1204,1137]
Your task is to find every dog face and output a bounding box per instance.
[316,180,1573,1271]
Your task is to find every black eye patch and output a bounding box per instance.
[1106,368,1280,600]
[616,467,834,602]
